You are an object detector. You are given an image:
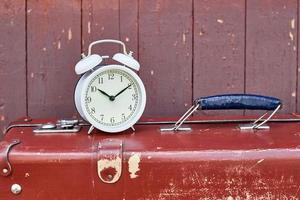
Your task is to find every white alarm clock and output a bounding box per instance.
[74,39,146,133]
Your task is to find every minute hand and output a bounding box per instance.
[114,84,132,98]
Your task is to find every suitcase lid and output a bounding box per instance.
[3,115,300,152]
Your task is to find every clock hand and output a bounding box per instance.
[114,84,132,99]
[97,89,115,101]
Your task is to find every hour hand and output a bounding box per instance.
[97,89,113,99]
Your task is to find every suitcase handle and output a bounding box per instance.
[165,94,282,132]
[195,94,281,110]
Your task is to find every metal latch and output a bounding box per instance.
[33,119,81,133]
[0,140,21,177]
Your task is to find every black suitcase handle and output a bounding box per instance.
[166,94,282,131]
[195,94,281,111]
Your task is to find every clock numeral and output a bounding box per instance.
[132,94,138,100]
[110,117,115,123]
[108,73,114,80]
[91,107,96,114]
[99,77,103,84]
[86,97,92,103]
[128,105,132,111]
[91,86,97,92]
[100,114,104,121]
[122,113,126,121]
[120,76,123,82]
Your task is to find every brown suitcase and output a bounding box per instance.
[1,115,300,199]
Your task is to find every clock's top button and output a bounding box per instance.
[75,54,103,75]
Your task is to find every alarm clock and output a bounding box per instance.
[74,39,146,133]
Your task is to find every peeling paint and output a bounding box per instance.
[27,9,32,13]
[150,70,154,75]
[292,92,296,97]
[293,46,297,51]
[30,73,34,78]
[182,33,186,44]
[88,21,91,34]
[217,19,224,24]
[68,28,72,40]
[289,32,294,41]
[257,159,264,164]
[125,37,130,42]
[97,157,121,183]
[128,153,141,179]
[0,115,5,121]
[42,47,47,51]
[291,19,295,29]
[57,41,61,49]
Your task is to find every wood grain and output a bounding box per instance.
[27,0,81,118]
[120,0,138,57]
[193,0,245,116]
[246,0,297,113]
[82,0,120,58]
[0,0,26,134]
[139,0,193,117]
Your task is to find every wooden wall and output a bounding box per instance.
[0,0,299,134]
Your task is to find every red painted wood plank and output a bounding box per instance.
[246,0,297,113]
[0,0,26,134]
[120,0,138,56]
[82,0,120,57]
[193,0,245,116]
[27,0,81,118]
[139,0,193,117]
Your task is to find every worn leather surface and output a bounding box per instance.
[197,94,281,110]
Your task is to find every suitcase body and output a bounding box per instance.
[1,116,300,199]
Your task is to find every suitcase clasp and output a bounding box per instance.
[97,139,123,184]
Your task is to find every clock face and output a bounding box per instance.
[80,65,146,132]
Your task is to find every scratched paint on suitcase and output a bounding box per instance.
[1,116,300,199]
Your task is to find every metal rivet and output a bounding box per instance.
[2,168,8,174]
[107,174,113,180]
[24,117,32,122]
[11,184,22,195]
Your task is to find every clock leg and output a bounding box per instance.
[88,125,95,134]
[131,126,135,132]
